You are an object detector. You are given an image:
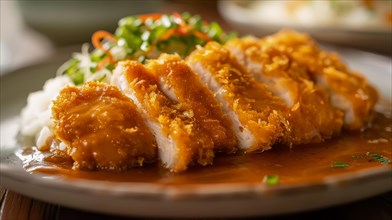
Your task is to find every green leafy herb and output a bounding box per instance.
[331,162,349,168]
[366,152,391,165]
[262,175,280,186]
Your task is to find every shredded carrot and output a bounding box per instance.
[158,28,176,42]
[92,30,116,70]
[173,12,192,36]
[92,30,116,50]
[173,12,212,41]
[194,31,212,41]
[139,13,162,22]
[177,25,192,35]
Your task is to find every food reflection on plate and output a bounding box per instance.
[16,13,390,185]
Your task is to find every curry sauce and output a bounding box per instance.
[18,110,391,186]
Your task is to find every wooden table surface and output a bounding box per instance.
[0,186,391,220]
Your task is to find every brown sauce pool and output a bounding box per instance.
[18,112,391,186]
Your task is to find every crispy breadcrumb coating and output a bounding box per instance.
[260,30,378,130]
[147,54,238,153]
[52,82,157,171]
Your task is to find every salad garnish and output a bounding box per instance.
[59,12,236,85]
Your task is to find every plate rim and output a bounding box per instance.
[1,163,391,199]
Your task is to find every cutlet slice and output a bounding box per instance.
[261,30,378,130]
[52,82,157,171]
[112,60,214,172]
[146,54,238,153]
[187,42,289,152]
[226,37,343,143]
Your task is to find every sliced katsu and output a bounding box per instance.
[260,30,378,130]
[52,82,157,171]
[146,54,238,153]
[26,12,382,174]
[187,42,290,152]
[112,60,224,172]
[226,37,344,143]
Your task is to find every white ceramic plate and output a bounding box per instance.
[0,47,391,218]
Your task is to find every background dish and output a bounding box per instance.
[0,46,391,218]
[218,0,392,55]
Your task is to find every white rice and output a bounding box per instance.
[20,75,73,148]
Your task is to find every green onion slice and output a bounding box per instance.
[263,175,280,186]
[366,152,391,165]
[331,161,349,168]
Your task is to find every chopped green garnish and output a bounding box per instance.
[262,175,280,186]
[65,58,84,85]
[59,12,236,85]
[331,162,349,168]
[366,152,391,165]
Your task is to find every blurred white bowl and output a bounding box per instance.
[218,0,392,54]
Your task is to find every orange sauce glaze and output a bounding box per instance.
[19,112,391,186]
